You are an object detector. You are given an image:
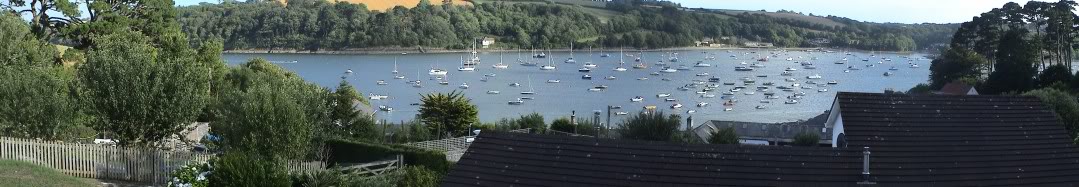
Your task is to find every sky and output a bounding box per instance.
[668,0,1056,24]
[154,0,1058,24]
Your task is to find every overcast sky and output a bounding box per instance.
[667,0,1058,24]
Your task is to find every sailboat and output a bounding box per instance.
[464,43,480,66]
[521,76,536,95]
[583,46,597,68]
[457,56,475,71]
[613,48,628,72]
[540,50,556,70]
[493,50,509,69]
[392,57,399,74]
[565,43,576,63]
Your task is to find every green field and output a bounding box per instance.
[0,160,97,187]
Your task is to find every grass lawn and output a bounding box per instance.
[0,160,97,187]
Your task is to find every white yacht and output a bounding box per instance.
[631,96,644,102]
[806,74,822,79]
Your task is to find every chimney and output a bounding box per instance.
[571,110,577,125]
[858,147,876,185]
[686,116,693,132]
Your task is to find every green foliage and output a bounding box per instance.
[419,91,478,138]
[390,120,433,143]
[398,166,442,187]
[324,139,452,174]
[618,111,681,142]
[212,59,331,159]
[516,113,546,132]
[0,13,59,67]
[906,83,933,95]
[1038,64,1073,87]
[209,152,291,187]
[1022,88,1079,144]
[168,162,210,187]
[327,80,379,142]
[793,132,821,146]
[0,67,80,140]
[175,0,953,51]
[929,48,987,88]
[708,127,739,144]
[78,29,210,147]
[550,117,574,133]
[986,29,1039,94]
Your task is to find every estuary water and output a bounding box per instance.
[223,49,930,125]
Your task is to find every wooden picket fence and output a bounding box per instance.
[0,137,325,185]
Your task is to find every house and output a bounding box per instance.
[445,92,1079,186]
[933,81,978,95]
[480,37,496,48]
[692,111,830,145]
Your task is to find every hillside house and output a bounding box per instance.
[480,37,496,48]
[933,81,978,95]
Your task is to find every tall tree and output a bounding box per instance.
[986,29,1039,94]
[78,29,209,147]
[418,91,478,138]
[929,48,988,88]
[0,13,59,67]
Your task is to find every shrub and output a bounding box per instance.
[618,111,681,142]
[324,139,452,174]
[708,127,739,144]
[209,152,291,187]
[793,132,821,147]
[549,117,574,133]
[516,113,546,132]
[1022,88,1079,144]
[168,162,210,187]
[398,166,442,187]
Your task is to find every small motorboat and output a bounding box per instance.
[546,80,561,83]
[459,83,469,89]
[487,90,501,94]
[510,83,521,87]
[755,105,767,109]
[637,77,649,80]
[378,105,393,111]
[661,67,678,73]
[583,63,597,68]
[650,72,662,76]
[631,96,644,102]
[582,74,593,80]
[588,88,603,92]
[345,69,353,74]
[613,67,628,72]
[781,71,793,76]
[671,103,683,109]
[818,89,828,92]
[697,102,709,107]
[694,62,712,67]
[376,80,388,85]
[508,99,524,105]
[578,68,592,72]
[884,72,894,76]
[734,67,754,71]
[828,80,839,85]
[458,66,475,71]
[394,75,406,79]
[657,93,672,98]
[785,67,798,71]
[665,98,677,102]
[806,74,822,79]
[724,108,733,111]
[910,64,920,68]
[606,76,617,80]
[785,100,799,104]
[696,73,709,77]
[615,111,629,115]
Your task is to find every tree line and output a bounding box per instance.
[174,0,957,51]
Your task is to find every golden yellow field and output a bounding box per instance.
[329,0,472,11]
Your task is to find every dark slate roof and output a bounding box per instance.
[444,132,863,187]
[836,92,1079,185]
[444,92,1079,186]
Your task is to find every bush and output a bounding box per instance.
[618,111,681,142]
[168,162,210,187]
[1022,88,1079,144]
[0,67,79,140]
[550,117,574,133]
[324,139,452,174]
[516,113,546,132]
[209,152,291,187]
[708,127,739,144]
[398,166,442,187]
[793,132,821,147]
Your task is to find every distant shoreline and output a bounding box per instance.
[223,46,919,55]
